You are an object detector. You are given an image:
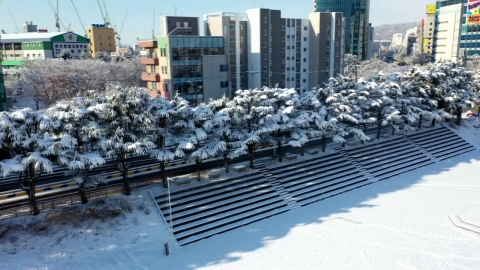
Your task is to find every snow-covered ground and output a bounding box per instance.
[1,124,480,270]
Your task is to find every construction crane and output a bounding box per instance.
[7,8,20,33]
[115,10,128,47]
[96,0,110,28]
[46,0,68,32]
[71,0,86,35]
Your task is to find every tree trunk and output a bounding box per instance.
[322,136,326,153]
[122,167,131,196]
[277,141,283,162]
[391,123,395,135]
[432,117,436,127]
[300,145,305,156]
[28,180,40,215]
[248,145,254,169]
[342,141,345,148]
[196,159,201,181]
[418,114,423,129]
[79,183,88,204]
[376,121,382,140]
[456,108,462,125]
[161,162,168,188]
[224,156,229,174]
[362,123,366,132]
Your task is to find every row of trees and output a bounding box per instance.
[0,60,478,215]
[10,57,145,108]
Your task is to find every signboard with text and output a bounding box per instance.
[467,0,480,25]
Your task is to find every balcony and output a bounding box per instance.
[141,72,161,82]
[139,40,158,49]
[140,56,159,65]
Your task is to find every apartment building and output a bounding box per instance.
[309,12,345,88]
[139,16,229,102]
[86,24,116,56]
[0,32,90,69]
[161,16,200,36]
[204,12,248,93]
[244,8,313,92]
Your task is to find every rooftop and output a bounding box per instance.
[0,32,67,42]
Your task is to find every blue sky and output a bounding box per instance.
[1,0,434,45]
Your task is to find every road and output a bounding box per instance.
[0,123,390,193]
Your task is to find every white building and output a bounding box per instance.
[391,33,403,47]
[434,3,463,62]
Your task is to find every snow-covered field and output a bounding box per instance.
[1,124,480,270]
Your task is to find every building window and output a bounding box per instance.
[240,49,243,54]
[221,81,229,88]
[263,78,267,83]
[303,69,306,72]
[304,37,307,41]
[229,24,235,30]
[230,49,236,54]
[303,79,306,83]
[282,25,285,31]
[296,79,300,84]
[230,72,236,78]
[229,37,236,42]
[303,48,307,52]
[78,50,81,53]
[55,44,58,48]
[287,78,290,82]
[263,30,267,36]
[303,58,306,62]
[282,59,285,64]
[281,48,285,53]
[336,19,339,25]
[68,45,71,48]
[262,66,267,71]
[240,24,243,30]
[296,26,301,31]
[240,73,244,77]
[281,69,285,74]
[281,37,285,42]
[71,50,74,53]
[304,26,307,30]
[220,64,228,72]
[262,42,267,48]
[100,43,102,46]
[240,60,244,66]
[231,84,237,89]
[296,59,300,63]
[263,16,267,23]
[240,37,243,42]
[230,61,236,65]
[263,54,267,60]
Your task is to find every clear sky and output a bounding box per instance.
[0,0,435,45]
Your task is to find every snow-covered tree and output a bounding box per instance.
[0,109,63,215]
[46,95,107,203]
[95,51,112,62]
[97,86,155,195]
[59,49,72,61]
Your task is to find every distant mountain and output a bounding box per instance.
[373,22,418,41]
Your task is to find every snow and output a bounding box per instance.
[0,124,479,269]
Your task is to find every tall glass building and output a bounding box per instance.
[314,0,370,60]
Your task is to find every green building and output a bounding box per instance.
[0,32,90,69]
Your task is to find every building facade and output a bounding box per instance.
[309,12,345,87]
[162,16,200,36]
[139,36,229,103]
[204,12,249,94]
[433,2,463,61]
[423,14,435,54]
[87,24,116,56]
[245,8,314,93]
[367,24,374,59]
[0,32,90,69]
[314,0,370,60]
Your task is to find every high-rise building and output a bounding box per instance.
[309,12,345,86]
[139,16,229,102]
[86,24,116,56]
[245,8,313,92]
[204,12,249,95]
[314,0,370,60]
[433,1,463,61]
[367,24,374,59]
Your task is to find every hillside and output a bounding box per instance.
[373,22,418,40]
